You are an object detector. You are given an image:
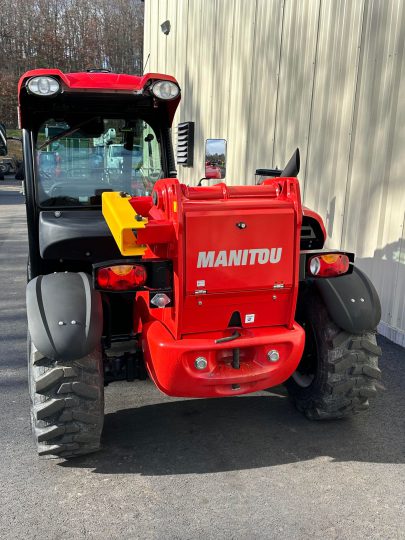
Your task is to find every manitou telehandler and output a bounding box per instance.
[12,69,381,458]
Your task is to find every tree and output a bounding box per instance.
[0,0,144,128]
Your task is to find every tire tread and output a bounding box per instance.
[286,289,382,420]
[29,341,104,459]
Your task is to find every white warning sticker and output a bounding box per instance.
[197,280,205,287]
[245,314,255,323]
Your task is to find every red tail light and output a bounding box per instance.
[308,253,350,277]
[96,264,147,290]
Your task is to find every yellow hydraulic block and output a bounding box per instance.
[102,192,148,256]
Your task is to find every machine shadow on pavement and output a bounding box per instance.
[59,350,405,476]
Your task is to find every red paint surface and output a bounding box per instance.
[142,320,305,397]
[134,177,306,397]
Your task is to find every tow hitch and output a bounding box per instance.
[215,331,241,369]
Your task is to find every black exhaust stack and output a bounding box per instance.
[280,148,300,178]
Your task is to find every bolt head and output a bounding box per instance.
[267,349,280,362]
[194,357,208,370]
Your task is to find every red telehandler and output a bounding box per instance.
[10,69,381,458]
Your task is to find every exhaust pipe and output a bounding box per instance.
[280,148,300,178]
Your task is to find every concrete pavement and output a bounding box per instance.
[0,181,404,540]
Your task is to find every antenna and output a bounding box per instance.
[142,53,150,75]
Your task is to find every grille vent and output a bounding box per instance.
[176,121,194,167]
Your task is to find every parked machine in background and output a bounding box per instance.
[0,123,23,180]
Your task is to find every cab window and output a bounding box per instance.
[35,118,164,206]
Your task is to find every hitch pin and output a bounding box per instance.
[214,331,240,344]
[215,331,241,369]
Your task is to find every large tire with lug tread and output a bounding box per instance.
[285,288,382,419]
[28,337,104,458]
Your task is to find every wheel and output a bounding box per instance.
[0,163,7,174]
[28,337,104,458]
[285,288,382,419]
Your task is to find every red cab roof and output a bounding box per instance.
[18,69,178,93]
[18,70,181,127]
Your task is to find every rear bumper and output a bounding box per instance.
[142,322,305,397]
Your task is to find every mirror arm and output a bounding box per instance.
[198,177,226,186]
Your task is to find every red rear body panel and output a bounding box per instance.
[132,178,305,397]
[142,321,305,397]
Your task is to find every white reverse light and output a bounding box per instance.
[151,80,180,100]
[27,76,60,96]
[150,293,171,308]
[309,257,321,276]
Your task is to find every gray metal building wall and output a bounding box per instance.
[144,0,405,347]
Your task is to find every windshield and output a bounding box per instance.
[35,118,164,207]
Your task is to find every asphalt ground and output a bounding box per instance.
[0,180,404,540]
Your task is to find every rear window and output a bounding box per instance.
[35,118,164,207]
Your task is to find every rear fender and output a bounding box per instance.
[312,266,381,334]
[26,272,103,361]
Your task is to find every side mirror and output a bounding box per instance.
[205,139,226,179]
[0,123,7,156]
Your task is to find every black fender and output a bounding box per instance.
[312,266,381,334]
[26,272,103,361]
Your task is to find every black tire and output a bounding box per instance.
[285,288,382,419]
[28,338,104,458]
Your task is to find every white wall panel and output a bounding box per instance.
[245,0,284,183]
[272,0,320,174]
[304,0,364,249]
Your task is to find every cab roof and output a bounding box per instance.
[18,69,181,129]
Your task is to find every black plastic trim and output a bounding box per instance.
[39,209,122,262]
[313,266,381,334]
[26,272,103,361]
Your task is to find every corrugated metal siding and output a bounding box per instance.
[144,0,405,347]
[271,0,321,173]
[342,0,405,346]
[304,0,364,249]
[246,0,284,179]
